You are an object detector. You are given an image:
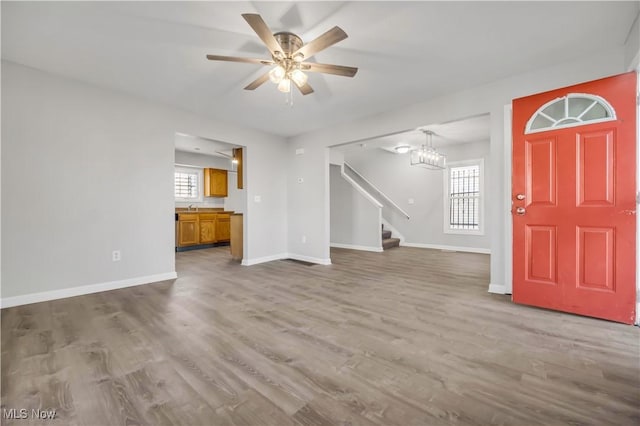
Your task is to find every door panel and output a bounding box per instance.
[577,226,614,291]
[525,225,557,284]
[525,137,557,206]
[512,71,636,324]
[577,129,615,206]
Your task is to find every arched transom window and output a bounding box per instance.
[525,93,616,134]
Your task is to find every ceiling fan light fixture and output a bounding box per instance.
[292,52,304,62]
[290,69,308,86]
[277,78,291,93]
[269,65,286,83]
[394,145,411,154]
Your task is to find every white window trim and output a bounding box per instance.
[443,158,485,236]
[174,165,203,202]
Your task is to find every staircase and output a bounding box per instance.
[382,225,400,250]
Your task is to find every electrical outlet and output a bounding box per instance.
[112,250,121,262]
[408,198,415,205]
[254,195,261,203]
[301,235,307,244]
[295,148,304,155]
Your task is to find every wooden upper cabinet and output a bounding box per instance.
[199,214,217,244]
[204,168,228,197]
[216,214,231,242]
[233,148,243,189]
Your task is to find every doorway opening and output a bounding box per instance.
[173,132,246,262]
[327,114,492,287]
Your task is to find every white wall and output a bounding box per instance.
[329,164,382,251]
[344,140,491,251]
[1,60,287,304]
[287,46,628,293]
[625,12,639,71]
[286,143,331,264]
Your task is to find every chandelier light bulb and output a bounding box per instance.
[278,78,291,93]
[269,65,285,84]
[290,69,308,86]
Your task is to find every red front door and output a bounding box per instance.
[512,72,637,324]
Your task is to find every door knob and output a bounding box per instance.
[516,207,526,215]
[515,194,525,200]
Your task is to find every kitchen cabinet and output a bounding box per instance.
[204,168,228,197]
[177,214,199,247]
[216,214,231,242]
[230,214,243,261]
[175,210,234,250]
[199,214,217,244]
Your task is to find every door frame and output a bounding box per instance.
[503,73,640,324]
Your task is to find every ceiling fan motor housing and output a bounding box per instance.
[273,32,304,59]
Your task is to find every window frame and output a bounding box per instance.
[443,158,485,236]
[174,165,203,202]
[524,93,616,134]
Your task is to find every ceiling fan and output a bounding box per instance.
[206,14,358,96]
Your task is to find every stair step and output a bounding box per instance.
[382,237,400,250]
[382,230,392,239]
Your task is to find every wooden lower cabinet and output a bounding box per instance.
[216,214,231,242]
[176,211,233,249]
[199,214,217,244]
[177,214,199,246]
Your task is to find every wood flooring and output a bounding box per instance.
[2,246,639,425]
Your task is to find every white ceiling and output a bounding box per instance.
[174,133,239,157]
[2,2,637,138]
[335,113,491,154]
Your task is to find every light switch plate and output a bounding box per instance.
[295,148,304,155]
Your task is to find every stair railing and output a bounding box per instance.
[343,162,410,220]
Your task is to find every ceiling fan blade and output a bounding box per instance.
[206,54,273,66]
[294,80,314,95]
[293,26,347,60]
[302,62,358,77]
[241,14,284,57]
[244,72,271,91]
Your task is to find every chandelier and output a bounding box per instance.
[410,130,446,170]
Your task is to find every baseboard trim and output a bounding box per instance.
[0,272,178,309]
[401,242,491,255]
[488,283,509,295]
[330,243,383,253]
[242,253,332,266]
[287,253,332,266]
[242,253,288,266]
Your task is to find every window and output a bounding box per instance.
[174,167,202,201]
[444,159,483,234]
[525,93,615,134]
